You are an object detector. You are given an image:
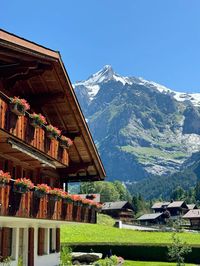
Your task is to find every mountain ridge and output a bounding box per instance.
[74,65,200,107]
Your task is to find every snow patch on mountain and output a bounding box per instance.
[74,65,200,106]
[137,78,200,107]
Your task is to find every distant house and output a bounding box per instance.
[167,201,188,217]
[137,213,166,225]
[183,209,200,229]
[152,202,170,213]
[101,201,134,223]
[152,201,189,217]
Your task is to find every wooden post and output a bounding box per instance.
[28,228,34,266]
[56,228,60,253]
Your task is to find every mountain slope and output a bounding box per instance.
[74,66,200,196]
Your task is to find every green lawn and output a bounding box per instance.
[61,223,200,245]
[124,261,196,266]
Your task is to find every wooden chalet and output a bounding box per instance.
[137,213,166,226]
[183,209,200,229]
[151,202,170,213]
[0,29,106,266]
[101,201,134,223]
[166,201,188,217]
[152,201,189,217]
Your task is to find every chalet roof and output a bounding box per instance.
[137,213,163,221]
[167,201,187,208]
[152,202,170,209]
[187,204,197,210]
[0,29,106,182]
[183,209,200,219]
[102,201,133,211]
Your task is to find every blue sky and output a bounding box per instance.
[1,1,200,93]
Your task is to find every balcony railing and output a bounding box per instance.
[0,185,97,223]
[0,96,68,166]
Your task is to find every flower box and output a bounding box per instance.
[13,178,34,194]
[10,97,30,116]
[13,185,29,194]
[46,131,58,140]
[71,195,83,206]
[49,188,63,201]
[61,192,73,204]
[46,125,61,140]
[10,103,25,116]
[34,183,50,198]
[29,113,47,128]
[34,190,46,198]
[59,136,73,149]
[0,170,11,187]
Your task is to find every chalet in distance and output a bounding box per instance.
[0,29,106,266]
[137,213,166,226]
[152,201,189,217]
[183,209,200,229]
[101,201,134,223]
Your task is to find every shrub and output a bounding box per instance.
[59,246,72,266]
[94,255,119,266]
[168,233,192,266]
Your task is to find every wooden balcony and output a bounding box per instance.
[0,184,97,223]
[0,96,68,167]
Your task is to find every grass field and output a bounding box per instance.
[61,223,200,245]
[123,261,196,266]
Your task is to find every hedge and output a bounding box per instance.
[63,243,200,264]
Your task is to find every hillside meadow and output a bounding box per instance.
[61,223,200,245]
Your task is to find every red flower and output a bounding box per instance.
[35,183,50,193]
[0,170,11,183]
[10,96,30,111]
[15,178,34,189]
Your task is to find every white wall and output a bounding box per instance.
[0,218,61,266]
[35,253,60,266]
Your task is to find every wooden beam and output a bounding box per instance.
[65,174,101,183]
[59,161,93,175]
[28,92,66,105]
[1,61,52,89]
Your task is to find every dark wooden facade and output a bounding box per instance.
[102,201,134,223]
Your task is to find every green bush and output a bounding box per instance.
[59,246,72,266]
[94,255,118,266]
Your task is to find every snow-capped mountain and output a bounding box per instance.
[74,66,200,199]
[74,65,200,106]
